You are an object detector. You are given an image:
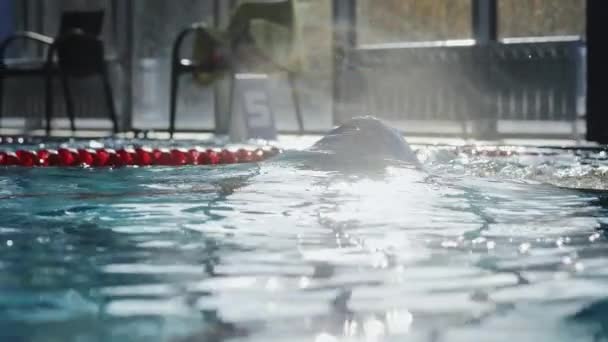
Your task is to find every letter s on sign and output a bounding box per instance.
[243,90,272,129]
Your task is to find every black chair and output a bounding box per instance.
[169,0,304,138]
[0,11,118,135]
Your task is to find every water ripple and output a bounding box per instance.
[0,147,607,341]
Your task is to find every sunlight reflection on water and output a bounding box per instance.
[0,144,606,341]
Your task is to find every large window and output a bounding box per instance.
[357,0,586,44]
[131,0,334,132]
[357,0,472,45]
[499,0,585,39]
[131,0,215,131]
[291,0,333,131]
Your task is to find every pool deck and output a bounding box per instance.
[0,126,602,151]
[0,112,599,149]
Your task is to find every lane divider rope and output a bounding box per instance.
[0,147,282,168]
[0,144,581,168]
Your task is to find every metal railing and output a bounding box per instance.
[335,37,584,138]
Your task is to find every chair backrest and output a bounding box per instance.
[191,27,230,85]
[54,11,106,77]
[229,0,295,36]
[190,0,298,84]
[230,0,298,72]
[59,10,104,36]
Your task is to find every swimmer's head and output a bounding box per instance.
[311,116,419,165]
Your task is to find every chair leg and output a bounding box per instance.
[101,66,119,134]
[169,63,180,139]
[0,75,4,130]
[288,72,304,134]
[60,72,76,133]
[45,72,54,136]
[226,73,236,133]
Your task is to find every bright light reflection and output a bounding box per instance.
[343,319,358,337]
[371,252,389,269]
[472,237,487,245]
[363,317,386,342]
[589,233,601,242]
[315,332,339,342]
[519,242,531,254]
[265,277,281,291]
[266,301,278,314]
[386,309,414,334]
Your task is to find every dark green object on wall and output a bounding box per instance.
[587,0,608,144]
[0,0,14,47]
[191,0,299,85]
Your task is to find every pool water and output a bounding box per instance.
[0,140,607,342]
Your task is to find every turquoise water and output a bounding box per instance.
[0,141,607,342]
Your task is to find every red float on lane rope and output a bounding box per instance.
[78,149,95,166]
[0,151,7,166]
[37,150,51,166]
[204,150,220,165]
[236,149,253,163]
[187,149,200,165]
[6,153,19,166]
[0,146,281,168]
[219,150,237,164]
[170,149,188,166]
[57,148,77,167]
[16,150,35,167]
[94,149,111,167]
[135,148,153,166]
[115,149,135,166]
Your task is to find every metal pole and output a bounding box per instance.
[586,0,608,143]
[16,0,28,56]
[35,0,44,56]
[332,0,357,126]
[472,0,497,44]
[212,0,221,133]
[470,0,498,139]
[213,0,234,134]
[21,0,29,31]
[119,0,134,133]
[110,0,119,49]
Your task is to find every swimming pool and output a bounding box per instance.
[0,138,607,342]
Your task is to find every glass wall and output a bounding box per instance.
[131,0,215,131]
[349,0,586,138]
[357,0,472,45]
[357,0,586,44]
[499,0,585,39]
[288,0,333,131]
[4,0,586,134]
[131,0,333,132]
[4,0,333,132]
